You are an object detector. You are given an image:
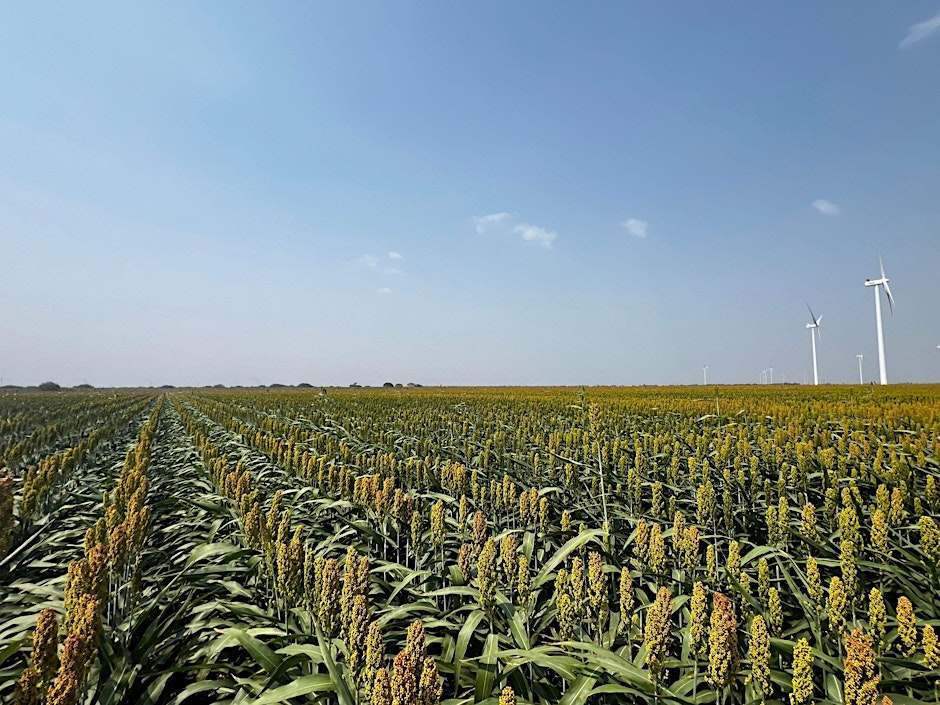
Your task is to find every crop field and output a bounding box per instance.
[2,386,940,705]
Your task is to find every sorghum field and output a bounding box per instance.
[2,386,939,705]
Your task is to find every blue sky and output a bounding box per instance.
[2,3,939,387]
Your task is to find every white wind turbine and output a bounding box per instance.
[805,304,822,385]
[864,255,895,385]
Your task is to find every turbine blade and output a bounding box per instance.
[879,253,886,281]
[806,303,819,325]
[883,280,894,314]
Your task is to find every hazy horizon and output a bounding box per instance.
[3,3,939,388]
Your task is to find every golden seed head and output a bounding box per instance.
[923,624,940,670]
[417,657,442,705]
[619,569,635,631]
[558,593,580,644]
[868,588,886,649]
[726,540,741,584]
[643,586,673,679]
[647,522,666,575]
[517,554,531,608]
[801,503,818,541]
[498,685,517,705]
[477,537,498,614]
[689,581,708,658]
[391,650,418,705]
[706,544,717,584]
[472,511,487,550]
[706,592,739,690]
[896,596,916,657]
[843,629,880,705]
[588,551,607,622]
[789,638,814,705]
[430,501,446,547]
[827,576,848,636]
[372,668,392,705]
[31,608,60,686]
[919,516,940,569]
[806,556,823,610]
[768,587,783,635]
[318,558,341,637]
[746,615,772,699]
[500,534,518,589]
[633,518,649,564]
[13,667,40,705]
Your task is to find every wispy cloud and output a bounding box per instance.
[357,252,405,293]
[474,212,558,249]
[622,218,649,238]
[357,254,379,270]
[811,199,840,216]
[358,252,405,272]
[473,212,512,235]
[900,10,940,48]
[513,223,557,249]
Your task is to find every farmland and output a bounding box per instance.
[2,385,939,705]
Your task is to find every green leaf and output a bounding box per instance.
[221,628,282,676]
[250,675,335,704]
[533,529,604,589]
[560,674,597,705]
[474,633,499,703]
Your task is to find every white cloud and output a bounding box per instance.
[622,218,649,238]
[388,251,403,260]
[473,212,558,248]
[357,254,379,270]
[384,267,403,276]
[513,223,557,249]
[376,287,392,295]
[900,11,940,48]
[811,199,841,216]
[473,212,511,234]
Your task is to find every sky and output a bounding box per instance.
[1,3,939,387]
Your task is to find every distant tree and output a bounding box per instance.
[349,382,361,388]
[38,382,61,392]
[212,384,226,388]
[383,382,395,388]
[74,383,95,389]
[297,382,313,388]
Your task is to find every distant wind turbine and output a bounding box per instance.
[805,304,822,385]
[702,364,708,385]
[864,255,895,385]
[856,354,864,384]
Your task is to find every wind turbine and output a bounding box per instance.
[805,305,822,385]
[864,255,895,385]
[856,354,864,384]
[702,364,708,385]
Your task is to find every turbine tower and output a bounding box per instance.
[702,364,708,385]
[856,354,864,384]
[864,255,895,385]
[805,305,822,385]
